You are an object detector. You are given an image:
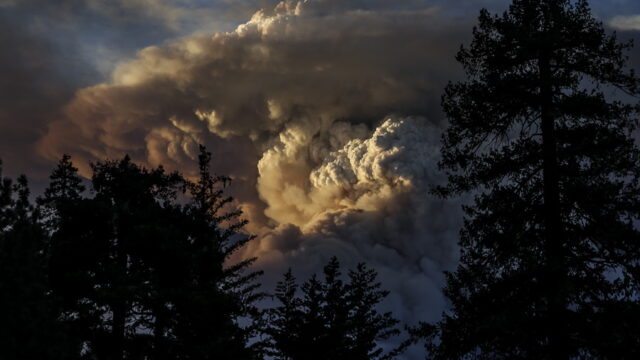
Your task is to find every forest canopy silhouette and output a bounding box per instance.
[1,0,640,359]
[0,148,404,359]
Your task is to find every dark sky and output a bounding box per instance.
[1,1,639,358]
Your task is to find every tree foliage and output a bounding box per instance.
[35,147,263,359]
[424,0,640,358]
[266,257,405,360]
[0,162,75,359]
[0,149,407,360]
[168,146,264,360]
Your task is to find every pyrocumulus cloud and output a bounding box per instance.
[38,2,468,357]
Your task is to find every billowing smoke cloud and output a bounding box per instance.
[40,0,466,212]
[246,115,461,313]
[4,0,637,358]
[238,116,461,359]
[30,0,640,355]
[38,1,470,358]
[610,14,640,31]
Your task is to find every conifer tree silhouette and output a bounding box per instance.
[267,257,405,360]
[422,0,640,358]
[44,156,184,359]
[0,162,73,359]
[42,148,263,360]
[170,145,264,360]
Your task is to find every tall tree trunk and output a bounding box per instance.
[110,216,127,360]
[153,306,167,359]
[111,300,126,360]
[539,40,568,359]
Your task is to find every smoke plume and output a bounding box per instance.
[38,2,472,357]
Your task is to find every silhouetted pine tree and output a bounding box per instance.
[267,269,304,359]
[39,155,109,358]
[267,257,405,360]
[347,263,404,360]
[38,154,85,229]
[44,155,184,359]
[0,162,74,359]
[42,149,263,360]
[170,145,264,360]
[423,0,640,358]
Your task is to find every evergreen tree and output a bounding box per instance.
[171,145,264,360]
[37,155,96,357]
[266,257,404,360]
[347,263,404,360]
[43,149,263,360]
[0,162,73,359]
[267,269,304,360]
[45,155,185,359]
[424,0,640,358]
[38,154,85,230]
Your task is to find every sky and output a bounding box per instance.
[1,0,640,358]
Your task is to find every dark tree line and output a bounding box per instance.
[0,149,403,360]
[420,0,640,359]
[266,258,405,360]
[1,150,265,359]
[0,166,70,358]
